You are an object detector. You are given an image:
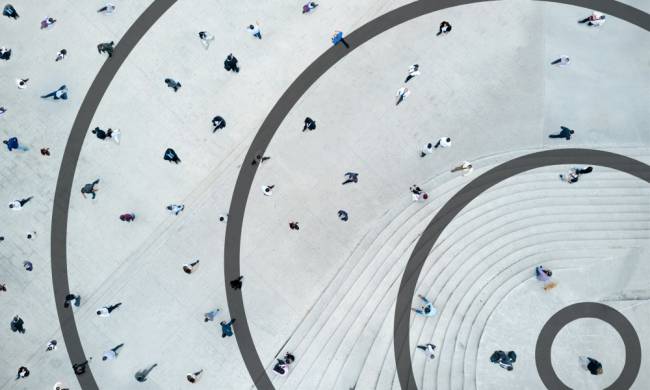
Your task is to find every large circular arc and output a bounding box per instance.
[394,149,650,389]
[48,1,650,390]
[225,1,650,389]
[51,0,177,388]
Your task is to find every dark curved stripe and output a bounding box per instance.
[51,1,177,388]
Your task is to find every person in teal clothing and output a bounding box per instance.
[411,294,437,316]
[331,30,349,48]
[220,318,236,337]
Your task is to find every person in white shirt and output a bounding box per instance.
[395,86,410,106]
[247,22,262,39]
[405,64,420,83]
[16,78,28,89]
[420,142,434,157]
[9,197,32,210]
[198,31,214,49]
[416,343,436,359]
[411,294,437,316]
[435,137,452,148]
[167,204,185,215]
[96,302,122,317]
[102,343,124,361]
[579,11,606,26]
[97,4,116,13]
[55,49,66,62]
[186,369,203,383]
[262,185,275,196]
[551,55,570,66]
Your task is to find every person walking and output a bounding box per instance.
[551,55,570,66]
[303,117,317,131]
[404,64,420,83]
[0,283,6,292]
[164,78,182,92]
[247,22,262,39]
[302,2,318,13]
[40,17,57,29]
[186,369,204,383]
[26,231,37,240]
[451,161,473,176]
[579,356,603,375]
[342,172,359,185]
[63,293,81,308]
[435,137,452,148]
[3,4,19,19]
[218,214,228,223]
[411,294,437,316]
[289,221,300,230]
[163,148,181,163]
[16,78,28,89]
[549,126,574,140]
[273,352,296,375]
[135,364,158,382]
[417,343,436,359]
[96,302,122,317]
[262,185,275,196]
[3,137,28,151]
[198,31,214,48]
[332,30,350,48]
[46,340,58,351]
[119,213,135,222]
[102,343,124,360]
[55,49,67,62]
[420,142,434,157]
[230,276,243,290]
[0,46,11,60]
[11,315,26,333]
[0,106,6,116]
[204,309,220,322]
[97,3,116,13]
[91,127,115,140]
[41,85,68,100]
[220,319,236,337]
[395,87,410,106]
[338,210,349,221]
[182,260,200,274]
[410,185,428,201]
[81,179,100,199]
[251,154,271,165]
[559,168,579,183]
[437,21,452,36]
[578,11,606,26]
[535,265,557,291]
[15,366,30,380]
[41,148,50,156]
[224,53,240,73]
[97,41,115,57]
[73,360,91,375]
[490,350,517,371]
[23,261,34,271]
[9,197,33,210]
[53,382,69,390]
[167,204,185,215]
[212,115,226,132]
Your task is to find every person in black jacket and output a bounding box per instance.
[224,54,240,73]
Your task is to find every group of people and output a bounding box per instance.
[1,1,616,386]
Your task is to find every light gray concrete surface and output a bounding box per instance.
[0,0,649,389]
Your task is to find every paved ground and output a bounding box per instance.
[0,0,649,389]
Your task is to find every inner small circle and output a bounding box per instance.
[551,318,625,389]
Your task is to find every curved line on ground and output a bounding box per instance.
[51,1,177,388]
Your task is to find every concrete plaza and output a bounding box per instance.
[0,0,649,389]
